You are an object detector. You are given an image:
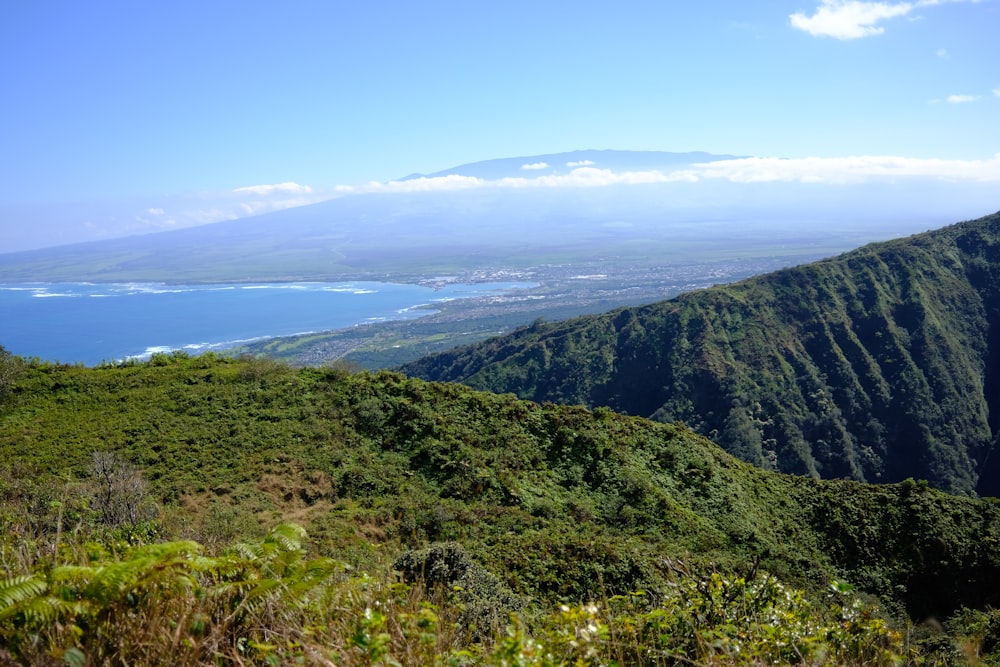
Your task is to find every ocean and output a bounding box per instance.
[0,280,534,366]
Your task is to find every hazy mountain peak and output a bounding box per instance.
[400,149,744,181]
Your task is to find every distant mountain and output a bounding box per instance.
[402,211,1000,496]
[0,150,969,283]
[402,149,742,181]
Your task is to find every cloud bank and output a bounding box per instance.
[131,154,1000,236]
[132,181,326,233]
[333,167,699,197]
[232,182,313,196]
[691,154,1000,183]
[334,155,1000,197]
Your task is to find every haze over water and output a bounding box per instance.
[0,281,533,366]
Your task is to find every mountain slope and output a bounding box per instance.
[0,150,963,283]
[402,211,1000,495]
[0,151,739,283]
[3,352,1000,620]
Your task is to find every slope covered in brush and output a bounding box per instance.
[402,211,1000,495]
[2,352,1000,621]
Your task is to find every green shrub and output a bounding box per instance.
[0,345,24,404]
[395,542,526,639]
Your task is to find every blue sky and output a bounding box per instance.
[1,0,997,250]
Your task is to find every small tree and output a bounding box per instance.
[0,345,23,404]
[89,451,155,527]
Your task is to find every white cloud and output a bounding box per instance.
[993,88,1000,97]
[566,160,595,167]
[947,94,981,103]
[129,153,1000,236]
[207,194,320,221]
[334,168,699,197]
[691,154,1000,184]
[232,182,313,196]
[333,155,1000,198]
[334,174,486,196]
[131,182,327,233]
[936,47,949,58]
[790,0,975,39]
[790,1,916,39]
[520,162,550,171]
[233,197,316,217]
[182,208,236,224]
[507,167,698,188]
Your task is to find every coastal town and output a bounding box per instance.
[240,253,822,367]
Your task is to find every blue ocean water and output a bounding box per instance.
[0,281,534,366]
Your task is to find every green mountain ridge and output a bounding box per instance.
[3,353,1000,623]
[401,211,1000,496]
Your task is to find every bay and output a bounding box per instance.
[0,280,534,366]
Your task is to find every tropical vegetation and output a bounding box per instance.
[3,351,1000,663]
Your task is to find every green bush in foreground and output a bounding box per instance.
[0,523,914,666]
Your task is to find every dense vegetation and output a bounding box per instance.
[4,352,1000,662]
[402,211,1000,496]
[0,529,914,666]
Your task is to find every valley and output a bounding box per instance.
[404,211,1000,497]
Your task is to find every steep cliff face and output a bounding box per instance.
[403,212,1000,495]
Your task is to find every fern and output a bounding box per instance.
[237,578,285,617]
[222,541,261,561]
[263,523,306,553]
[14,595,82,625]
[129,539,202,560]
[50,564,97,586]
[0,574,47,620]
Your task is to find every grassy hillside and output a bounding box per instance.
[3,352,1000,616]
[6,352,1000,662]
[402,211,1000,496]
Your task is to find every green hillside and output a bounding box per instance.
[2,353,1000,612]
[402,211,1000,496]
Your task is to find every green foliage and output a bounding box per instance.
[0,524,348,665]
[394,542,526,637]
[0,523,917,666]
[488,574,909,667]
[402,211,1000,496]
[4,351,1000,655]
[0,344,24,404]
